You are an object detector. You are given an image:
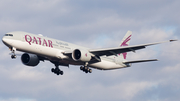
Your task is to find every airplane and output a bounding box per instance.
[2,31,177,75]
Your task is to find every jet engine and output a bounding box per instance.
[72,49,92,62]
[21,53,40,66]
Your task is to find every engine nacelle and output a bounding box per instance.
[72,49,92,62]
[21,53,40,66]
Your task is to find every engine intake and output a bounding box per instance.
[21,53,40,66]
[72,49,92,62]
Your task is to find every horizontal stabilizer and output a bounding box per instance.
[123,59,158,64]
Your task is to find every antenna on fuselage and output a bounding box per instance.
[38,34,43,36]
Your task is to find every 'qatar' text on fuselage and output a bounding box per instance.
[25,35,53,48]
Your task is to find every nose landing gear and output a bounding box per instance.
[11,54,16,59]
[10,47,16,59]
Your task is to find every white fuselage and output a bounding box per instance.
[2,31,127,70]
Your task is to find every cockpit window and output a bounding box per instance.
[9,34,13,36]
[5,34,13,36]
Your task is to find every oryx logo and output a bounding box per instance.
[121,35,131,47]
[119,35,131,59]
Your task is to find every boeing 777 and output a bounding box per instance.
[2,31,176,75]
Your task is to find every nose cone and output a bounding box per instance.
[2,37,6,43]
[2,37,10,46]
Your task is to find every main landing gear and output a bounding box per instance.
[80,66,92,73]
[10,47,16,59]
[51,64,64,75]
[80,62,92,74]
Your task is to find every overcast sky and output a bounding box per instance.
[0,0,180,101]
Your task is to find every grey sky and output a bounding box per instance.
[0,0,179,101]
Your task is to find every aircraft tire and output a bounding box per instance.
[51,68,55,73]
[84,66,88,70]
[11,55,16,59]
[80,66,84,70]
[89,69,92,73]
[85,69,88,73]
[56,72,60,75]
[60,71,64,75]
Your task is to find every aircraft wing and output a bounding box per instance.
[89,40,176,56]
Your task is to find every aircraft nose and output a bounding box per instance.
[2,37,9,45]
[2,37,5,43]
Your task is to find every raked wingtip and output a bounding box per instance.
[169,39,178,42]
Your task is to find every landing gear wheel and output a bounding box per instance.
[85,70,88,73]
[89,69,92,73]
[84,66,88,70]
[80,66,84,70]
[51,68,55,73]
[56,72,60,75]
[80,66,92,74]
[11,55,16,59]
[60,71,64,75]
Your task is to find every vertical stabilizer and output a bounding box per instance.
[118,31,132,60]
